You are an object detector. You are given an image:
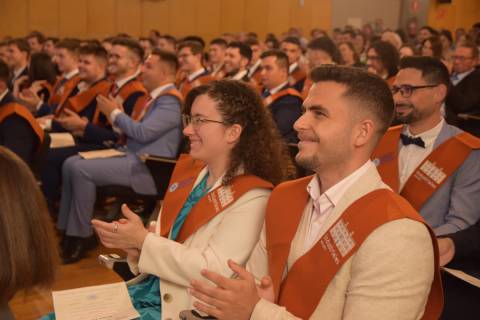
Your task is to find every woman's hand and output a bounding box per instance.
[92,204,149,250]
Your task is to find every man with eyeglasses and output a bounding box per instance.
[373,56,480,236]
[446,41,480,137]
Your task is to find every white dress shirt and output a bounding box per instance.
[288,61,299,74]
[302,160,374,254]
[231,69,248,81]
[187,68,206,82]
[248,59,261,78]
[398,119,444,191]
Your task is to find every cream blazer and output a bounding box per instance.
[248,165,435,320]
[128,167,271,320]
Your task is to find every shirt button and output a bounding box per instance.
[163,293,173,303]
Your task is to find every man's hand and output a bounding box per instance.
[189,259,262,320]
[18,88,43,111]
[55,108,88,134]
[438,237,456,266]
[96,94,122,117]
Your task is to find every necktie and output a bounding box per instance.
[400,133,425,148]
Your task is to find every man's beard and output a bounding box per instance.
[395,103,420,124]
[295,152,320,172]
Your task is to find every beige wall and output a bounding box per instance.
[0,0,331,41]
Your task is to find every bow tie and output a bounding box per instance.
[400,133,425,148]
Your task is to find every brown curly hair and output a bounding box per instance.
[183,80,295,185]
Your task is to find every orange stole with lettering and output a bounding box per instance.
[263,88,303,107]
[372,126,480,210]
[179,74,215,99]
[54,75,82,116]
[265,177,443,320]
[131,88,183,122]
[160,154,274,243]
[0,103,44,145]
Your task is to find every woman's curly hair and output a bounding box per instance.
[183,80,295,185]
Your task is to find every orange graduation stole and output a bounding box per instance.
[0,102,44,146]
[114,78,147,117]
[179,73,215,99]
[48,76,65,105]
[160,154,274,243]
[54,75,82,116]
[288,66,307,86]
[263,88,303,107]
[265,176,443,320]
[372,126,480,210]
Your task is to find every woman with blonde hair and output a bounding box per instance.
[0,146,59,319]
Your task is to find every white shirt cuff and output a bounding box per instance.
[110,108,123,124]
[36,101,43,111]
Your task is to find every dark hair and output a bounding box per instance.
[458,40,479,59]
[282,36,302,48]
[139,37,155,47]
[159,34,177,46]
[78,44,108,63]
[342,30,356,40]
[178,40,204,56]
[55,38,80,54]
[111,37,144,62]
[338,41,360,65]
[419,26,439,36]
[310,65,394,137]
[422,36,443,59]
[307,37,343,64]
[7,38,30,56]
[183,80,294,185]
[244,38,260,47]
[209,38,228,48]
[260,49,289,71]
[227,41,252,62]
[182,36,205,49]
[440,29,453,45]
[46,37,59,44]
[151,48,179,75]
[368,40,399,78]
[399,56,450,88]
[0,147,59,301]
[0,60,10,85]
[265,34,280,49]
[26,31,46,44]
[28,52,57,85]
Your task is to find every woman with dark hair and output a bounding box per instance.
[366,40,399,87]
[14,52,57,105]
[338,41,364,68]
[86,80,293,319]
[440,29,454,62]
[0,146,59,319]
[422,36,452,73]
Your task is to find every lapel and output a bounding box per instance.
[432,121,457,149]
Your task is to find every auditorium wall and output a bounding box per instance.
[0,0,331,41]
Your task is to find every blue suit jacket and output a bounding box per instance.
[113,85,182,193]
[416,122,480,235]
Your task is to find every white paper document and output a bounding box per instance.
[443,267,480,288]
[52,282,139,320]
[78,148,126,160]
[49,133,76,148]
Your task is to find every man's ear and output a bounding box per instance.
[434,83,448,104]
[354,119,375,148]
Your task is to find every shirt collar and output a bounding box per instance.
[232,69,248,80]
[187,68,206,82]
[289,62,299,74]
[13,66,26,79]
[115,72,138,89]
[0,89,9,103]
[64,69,79,79]
[150,83,175,100]
[454,68,475,82]
[405,118,444,149]
[248,60,261,77]
[269,81,289,95]
[307,160,374,210]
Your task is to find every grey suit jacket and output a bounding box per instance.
[413,122,480,235]
[113,84,182,194]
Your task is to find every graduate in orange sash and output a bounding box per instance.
[281,37,307,93]
[177,41,215,99]
[246,38,264,89]
[189,66,442,320]
[207,38,228,79]
[372,56,480,236]
[91,80,293,319]
[260,50,302,143]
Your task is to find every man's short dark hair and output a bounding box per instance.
[0,60,10,85]
[369,41,399,78]
[260,49,289,71]
[139,37,155,46]
[399,56,450,89]
[55,38,80,54]
[78,44,108,63]
[458,41,479,59]
[307,37,342,64]
[159,34,177,45]
[310,65,394,136]
[111,37,144,62]
[419,26,439,36]
[282,36,302,48]
[209,38,228,48]
[7,38,30,56]
[26,31,46,44]
[182,36,205,49]
[342,30,356,39]
[244,38,260,47]
[178,41,204,56]
[227,41,252,62]
[151,48,179,75]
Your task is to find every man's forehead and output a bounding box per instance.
[304,82,347,106]
[395,68,423,83]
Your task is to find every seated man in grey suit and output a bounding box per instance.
[373,56,480,235]
[58,49,183,264]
